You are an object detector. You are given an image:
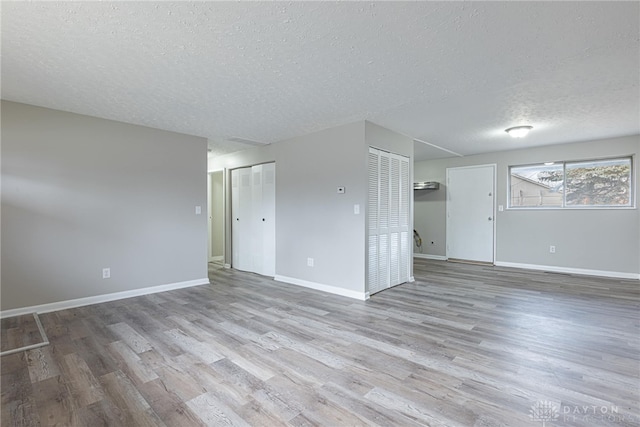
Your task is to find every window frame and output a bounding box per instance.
[507,155,635,210]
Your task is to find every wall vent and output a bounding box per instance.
[414,181,439,190]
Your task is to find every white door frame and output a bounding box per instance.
[445,164,496,263]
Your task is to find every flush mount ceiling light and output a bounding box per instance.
[505,125,533,138]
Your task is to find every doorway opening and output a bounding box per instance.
[208,170,225,273]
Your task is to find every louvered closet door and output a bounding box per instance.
[368,150,381,294]
[398,158,410,283]
[368,148,410,295]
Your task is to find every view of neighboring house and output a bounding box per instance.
[510,173,563,207]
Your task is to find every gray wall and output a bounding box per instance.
[1,101,208,311]
[210,120,414,295]
[211,122,367,294]
[414,135,640,276]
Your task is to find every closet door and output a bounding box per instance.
[260,163,276,277]
[231,169,240,269]
[251,165,265,275]
[368,148,410,295]
[398,158,410,284]
[232,167,253,272]
[232,163,276,276]
[250,163,276,276]
[368,149,385,294]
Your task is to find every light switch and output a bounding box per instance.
[195,206,202,215]
[354,204,360,215]
[498,205,504,212]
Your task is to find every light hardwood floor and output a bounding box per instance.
[2,259,639,426]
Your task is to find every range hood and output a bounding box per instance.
[414,181,439,190]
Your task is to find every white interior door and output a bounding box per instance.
[208,173,213,261]
[232,167,253,272]
[250,163,276,276]
[232,163,276,276]
[260,163,276,277]
[231,169,240,268]
[446,165,495,263]
[251,165,265,275]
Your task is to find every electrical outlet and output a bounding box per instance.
[307,257,314,267]
[102,268,111,279]
[549,245,556,254]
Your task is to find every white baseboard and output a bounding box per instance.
[208,256,223,262]
[414,253,447,261]
[494,262,640,280]
[274,275,368,300]
[0,278,211,319]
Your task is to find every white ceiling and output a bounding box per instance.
[2,2,638,161]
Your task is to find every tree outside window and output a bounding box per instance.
[509,157,633,209]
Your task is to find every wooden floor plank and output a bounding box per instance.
[107,322,153,354]
[26,347,61,383]
[32,375,77,426]
[1,352,41,427]
[61,352,105,407]
[186,391,251,427]
[100,370,166,427]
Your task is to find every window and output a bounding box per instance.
[509,157,633,209]
[510,163,564,207]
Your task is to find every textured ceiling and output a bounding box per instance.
[2,2,639,160]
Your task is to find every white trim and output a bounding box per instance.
[0,313,50,356]
[274,275,368,300]
[495,262,640,280]
[408,276,415,283]
[412,137,463,157]
[209,256,224,262]
[224,263,231,269]
[0,278,210,319]
[414,253,447,261]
